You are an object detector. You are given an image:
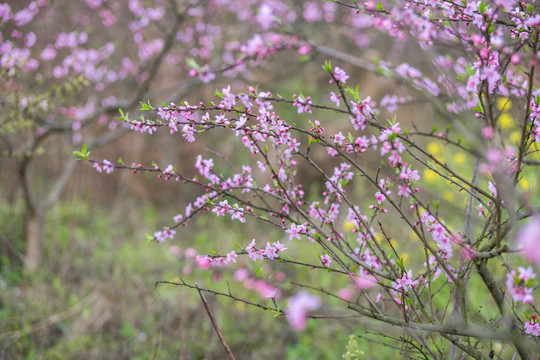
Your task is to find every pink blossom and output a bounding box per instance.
[320,254,332,267]
[264,242,279,259]
[40,45,57,61]
[375,191,385,205]
[286,223,306,241]
[265,288,277,298]
[102,160,114,174]
[524,315,540,336]
[256,4,273,30]
[154,228,175,243]
[398,184,411,197]
[184,248,197,259]
[478,204,484,217]
[234,268,249,281]
[303,2,322,23]
[85,0,102,8]
[482,126,495,139]
[393,270,416,291]
[226,251,237,264]
[24,32,36,47]
[14,2,39,26]
[488,181,497,197]
[93,162,102,173]
[333,66,349,83]
[516,215,540,267]
[506,268,535,304]
[338,288,353,301]
[212,200,229,217]
[294,95,312,114]
[352,273,377,289]
[327,147,338,157]
[400,167,420,181]
[278,167,287,182]
[333,132,345,145]
[169,245,180,256]
[0,4,11,23]
[196,256,211,270]
[273,241,286,252]
[257,161,266,173]
[298,44,310,55]
[330,92,340,106]
[286,291,321,331]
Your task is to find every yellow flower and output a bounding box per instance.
[498,112,514,131]
[519,176,529,191]
[401,253,409,265]
[427,142,443,155]
[423,168,439,183]
[343,219,356,232]
[510,131,521,144]
[496,97,512,111]
[453,152,467,165]
[443,190,454,202]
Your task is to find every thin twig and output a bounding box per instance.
[195,283,236,360]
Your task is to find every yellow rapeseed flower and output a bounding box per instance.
[453,152,467,165]
[427,142,443,156]
[497,97,512,111]
[401,253,410,265]
[443,190,454,202]
[519,176,529,191]
[510,131,521,144]
[498,112,514,131]
[423,168,439,183]
[343,219,356,232]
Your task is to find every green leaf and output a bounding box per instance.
[139,100,153,111]
[186,57,199,70]
[255,265,263,278]
[308,136,319,146]
[375,1,383,10]
[322,60,332,73]
[117,157,124,165]
[72,144,90,160]
[479,1,486,14]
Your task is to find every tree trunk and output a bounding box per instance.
[24,211,44,272]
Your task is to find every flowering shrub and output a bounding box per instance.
[81,0,540,358]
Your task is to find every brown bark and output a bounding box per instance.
[24,211,44,272]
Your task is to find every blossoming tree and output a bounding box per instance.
[82,0,540,358]
[1,0,297,271]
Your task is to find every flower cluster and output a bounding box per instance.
[85,0,540,354]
